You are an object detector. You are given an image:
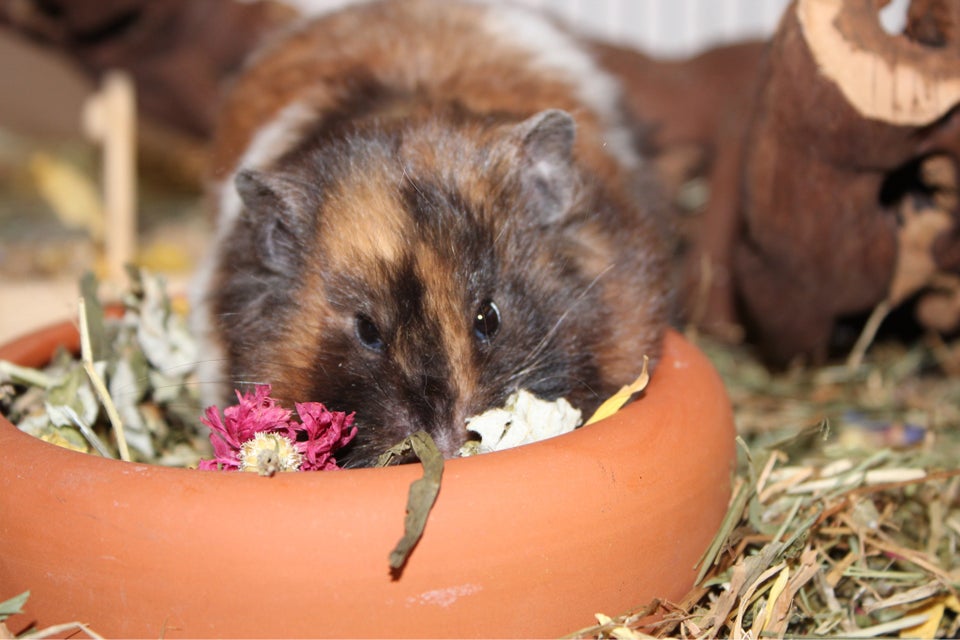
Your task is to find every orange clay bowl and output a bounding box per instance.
[0,320,735,639]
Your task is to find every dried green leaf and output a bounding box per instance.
[695,476,752,585]
[80,271,106,362]
[0,360,56,389]
[134,271,197,374]
[46,367,99,428]
[3,268,202,465]
[0,590,29,621]
[42,401,111,457]
[109,358,154,458]
[378,430,444,574]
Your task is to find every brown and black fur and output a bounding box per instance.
[195,0,672,467]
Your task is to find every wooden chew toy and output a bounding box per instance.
[684,0,960,365]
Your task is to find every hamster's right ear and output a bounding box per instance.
[234,168,313,274]
[512,109,577,224]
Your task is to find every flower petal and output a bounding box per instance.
[292,402,357,470]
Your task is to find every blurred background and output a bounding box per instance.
[0,0,911,342]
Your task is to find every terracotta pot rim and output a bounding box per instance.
[0,317,694,476]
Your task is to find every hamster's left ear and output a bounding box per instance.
[513,109,577,223]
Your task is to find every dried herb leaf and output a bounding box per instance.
[133,270,197,374]
[0,361,55,389]
[80,271,106,362]
[377,430,444,574]
[3,269,205,465]
[584,357,650,426]
[108,357,154,458]
[0,591,29,621]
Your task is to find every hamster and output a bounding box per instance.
[193,0,672,467]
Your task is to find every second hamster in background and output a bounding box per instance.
[192,0,673,467]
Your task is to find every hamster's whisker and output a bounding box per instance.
[397,163,424,198]
[500,264,614,393]
[349,355,390,401]
[523,263,614,368]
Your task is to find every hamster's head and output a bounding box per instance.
[210,109,656,467]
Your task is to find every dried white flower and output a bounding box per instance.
[239,432,302,476]
[459,390,582,456]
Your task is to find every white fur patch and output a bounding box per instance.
[191,100,319,405]
[217,100,318,230]
[479,2,640,169]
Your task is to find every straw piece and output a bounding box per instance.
[863,581,944,614]
[844,613,932,638]
[21,621,104,640]
[846,300,891,370]
[79,297,131,462]
[694,477,751,585]
[734,561,785,636]
[0,361,56,389]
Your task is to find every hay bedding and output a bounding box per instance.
[576,336,960,639]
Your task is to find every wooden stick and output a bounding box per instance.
[83,71,137,285]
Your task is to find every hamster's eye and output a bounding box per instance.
[355,314,385,352]
[473,300,501,341]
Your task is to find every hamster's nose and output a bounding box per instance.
[427,425,468,459]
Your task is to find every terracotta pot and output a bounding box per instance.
[0,320,735,638]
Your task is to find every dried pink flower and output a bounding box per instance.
[198,385,356,473]
[199,385,293,471]
[288,402,357,471]
[197,458,221,471]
